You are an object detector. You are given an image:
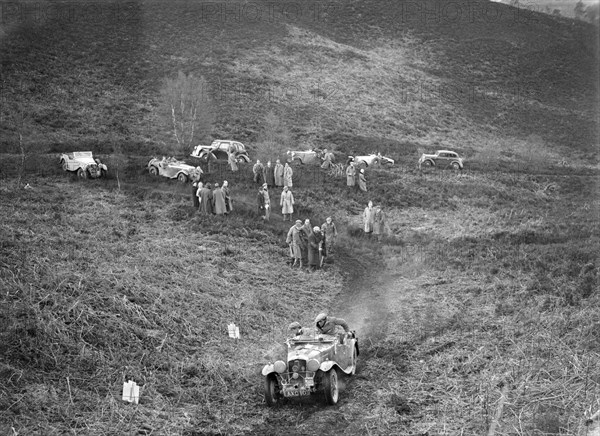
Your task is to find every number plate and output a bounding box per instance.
[283,388,311,397]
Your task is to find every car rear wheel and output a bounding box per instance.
[422,160,433,167]
[177,172,188,183]
[264,373,283,407]
[77,168,88,179]
[323,368,339,405]
[149,166,159,176]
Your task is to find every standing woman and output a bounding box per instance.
[283,162,293,188]
[373,205,386,242]
[227,151,238,172]
[280,186,294,221]
[213,182,226,215]
[358,168,367,192]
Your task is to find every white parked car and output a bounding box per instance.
[59,151,107,179]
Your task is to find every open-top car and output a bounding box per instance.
[351,153,395,169]
[287,148,324,165]
[418,150,464,170]
[262,329,359,406]
[190,140,250,163]
[147,157,199,183]
[60,151,107,179]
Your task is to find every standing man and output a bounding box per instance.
[199,183,214,215]
[227,151,238,172]
[346,162,356,187]
[358,168,367,192]
[308,226,324,271]
[264,160,275,188]
[262,183,271,221]
[274,159,284,187]
[286,220,304,268]
[321,216,338,260]
[300,218,312,267]
[363,201,374,236]
[280,186,294,221]
[253,159,264,185]
[283,162,293,188]
[195,182,204,210]
[213,182,226,215]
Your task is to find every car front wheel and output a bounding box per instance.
[177,173,188,183]
[264,374,283,407]
[422,160,433,167]
[77,168,88,179]
[149,166,159,176]
[323,368,339,405]
[451,162,461,170]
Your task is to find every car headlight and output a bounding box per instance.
[307,359,320,372]
[274,360,286,373]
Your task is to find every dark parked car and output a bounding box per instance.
[191,140,250,163]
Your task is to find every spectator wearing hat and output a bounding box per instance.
[321,216,338,259]
[222,180,233,214]
[286,219,304,268]
[283,162,293,188]
[373,205,386,242]
[346,161,356,187]
[274,159,284,187]
[264,160,275,188]
[253,159,264,185]
[199,182,214,215]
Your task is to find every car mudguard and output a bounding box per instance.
[262,364,276,376]
[319,361,338,373]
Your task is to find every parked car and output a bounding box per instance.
[147,157,199,183]
[418,150,464,170]
[59,151,107,179]
[286,148,324,165]
[262,329,359,406]
[351,153,395,169]
[190,140,250,163]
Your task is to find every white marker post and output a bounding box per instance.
[122,380,140,404]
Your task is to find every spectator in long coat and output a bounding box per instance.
[280,186,294,221]
[257,186,265,218]
[262,184,271,221]
[213,183,227,215]
[253,160,264,185]
[358,169,367,192]
[308,226,324,271]
[227,152,238,172]
[286,220,304,267]
[373,205,386,242]
[363,201,374,235]
[346,162,356,187]
[264,160,275,187]
[199,183,214,215]
[222,180,233,214]
[283,162,293,188]
[300,219,312,266]
[321,216,338,258]
[195,182,204,209]
[274,159,284,187]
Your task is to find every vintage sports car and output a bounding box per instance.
[190,140,250,163]
[147,157,199,183]
[59,151,107,179]
[287,148,324,165]
[418,150,464,170]
[351,153,395,169]
[262,329,359,406]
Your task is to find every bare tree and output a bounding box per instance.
[160,71,214,156]
[256,110,291,161]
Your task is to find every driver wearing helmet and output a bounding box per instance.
[315,313,350,336]
[288,321,304,337]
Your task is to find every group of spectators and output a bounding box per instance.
[257,184,296,222]
[286,216,338,271]
[253,159,294,188]
[363,200,386,242]
[193,180,233,215]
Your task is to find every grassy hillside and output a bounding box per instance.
[1,0,599,434]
